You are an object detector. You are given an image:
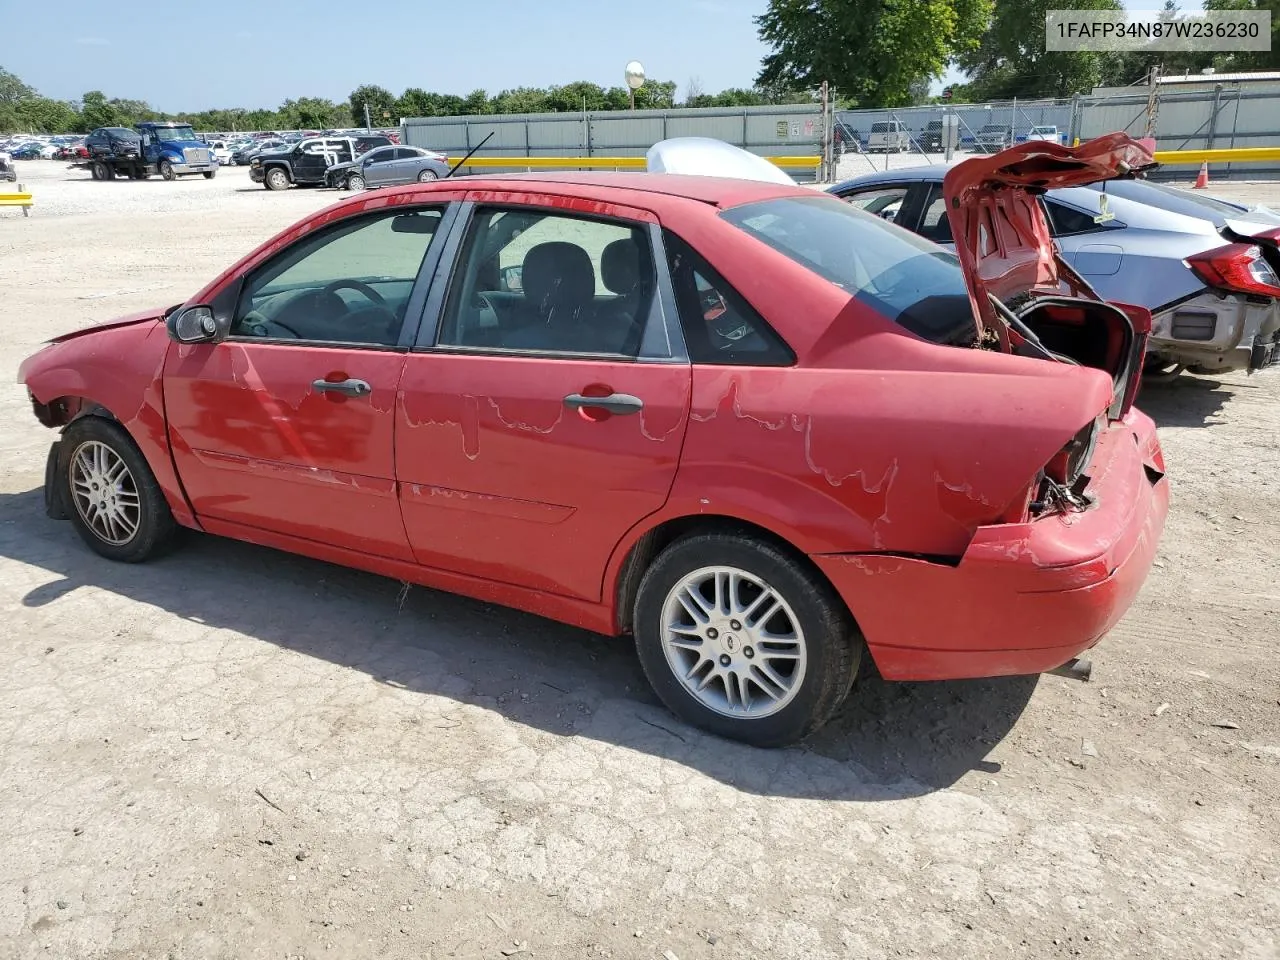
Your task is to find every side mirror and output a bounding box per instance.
[167,305,226,344]
[501,265,523,292]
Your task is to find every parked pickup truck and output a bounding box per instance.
[973,124,1013,153]
[81,123,218,181]
[250,134,392,190]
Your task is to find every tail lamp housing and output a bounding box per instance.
[1185,243,1280,298]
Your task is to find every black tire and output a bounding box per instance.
[346,173,365,191]
[58,417,178,563]
[634,533,860,747]
[91,161,109,181]
[416,169,438,182]
[203,170,216,179]
[264,167,289,191]
[160,159,175,181]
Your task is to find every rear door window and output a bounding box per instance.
[917,185,953,244]
[839,186,909,225]
[663,232,793,366]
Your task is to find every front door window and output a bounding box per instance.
[233,208,444,347]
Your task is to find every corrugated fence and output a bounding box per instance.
[403,104,826,179]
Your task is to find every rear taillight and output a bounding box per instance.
[1185,243,1280,297]
[1045,416,1104,487]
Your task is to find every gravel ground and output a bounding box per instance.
[0,160,1277,960]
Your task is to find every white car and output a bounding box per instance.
[207,140,235,165]
[1027,125,1061,143]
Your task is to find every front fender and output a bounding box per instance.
[19,317,198,528]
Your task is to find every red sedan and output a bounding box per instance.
[18,134,1168,746]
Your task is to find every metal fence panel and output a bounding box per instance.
[401,104,824,177]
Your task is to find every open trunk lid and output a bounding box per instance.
[943,132,1158,419]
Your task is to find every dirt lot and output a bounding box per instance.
[0,161,1277,960]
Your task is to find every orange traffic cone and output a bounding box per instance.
[1193,161,1210,189]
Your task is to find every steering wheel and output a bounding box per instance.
[321,278,386,305]
[238,309,302,339]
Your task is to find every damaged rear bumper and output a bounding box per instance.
[813,411,1169,681]
[1150,292,1280,374]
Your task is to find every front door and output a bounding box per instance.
[360,146,396,186]
[164,204,450,560]
[396,199,692,601]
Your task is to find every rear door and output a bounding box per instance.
[394,195,692,601]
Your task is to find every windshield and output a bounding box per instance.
[151,125,197,142]
[721,195,977,346]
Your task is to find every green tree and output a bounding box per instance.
[280,97,344,130]
[490,86,550,114]
[0,67,36,108]
[79,91,121,129]
[16,96,79,133]
[545,81,610,113]
[959,0,1130,98]
[461,89,490,114]
[756,0,990,107]
[1203,0,1280,70]
[349,84,396,126]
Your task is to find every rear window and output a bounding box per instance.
[870,122,896,133]
[720,195,977,346]
[1086,178,1248,223]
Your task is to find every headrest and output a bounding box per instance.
[522,242,596,315]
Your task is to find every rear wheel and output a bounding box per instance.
[91,161,109,181]
[634,533,860,747]
[416,169,438,182]
[203,169,216,179]
[58,417,178,563]
[159,159,175,181]
[346,173,365,191]
[264,167,289,191]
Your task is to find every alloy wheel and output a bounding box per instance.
[660,565,808,718]
[68,440,141,545]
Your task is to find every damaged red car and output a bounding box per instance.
[18,134,1169,747]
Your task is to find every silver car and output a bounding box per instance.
[328,145,451,191]
[828,167,1280,376]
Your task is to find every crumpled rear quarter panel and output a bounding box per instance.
[816,411,1168,680]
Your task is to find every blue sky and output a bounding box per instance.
[4,0,1160,112]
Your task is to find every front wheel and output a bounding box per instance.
[58,417,178,563]
[634,533,860,747]
[159,159,175,181]
[91,161,109,181]
[346,173,365,191]
[264,167,289,191]
[203,170,216,179]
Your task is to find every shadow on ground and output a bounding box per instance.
[1139,374,1236,427]
[0,487,1037,802]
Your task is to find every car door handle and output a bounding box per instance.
[312,378,372,397]
[563,392,644,415]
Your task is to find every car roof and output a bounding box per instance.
[828,165,950,192]
[428,171,815,207]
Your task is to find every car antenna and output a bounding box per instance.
[444,132,494,179]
